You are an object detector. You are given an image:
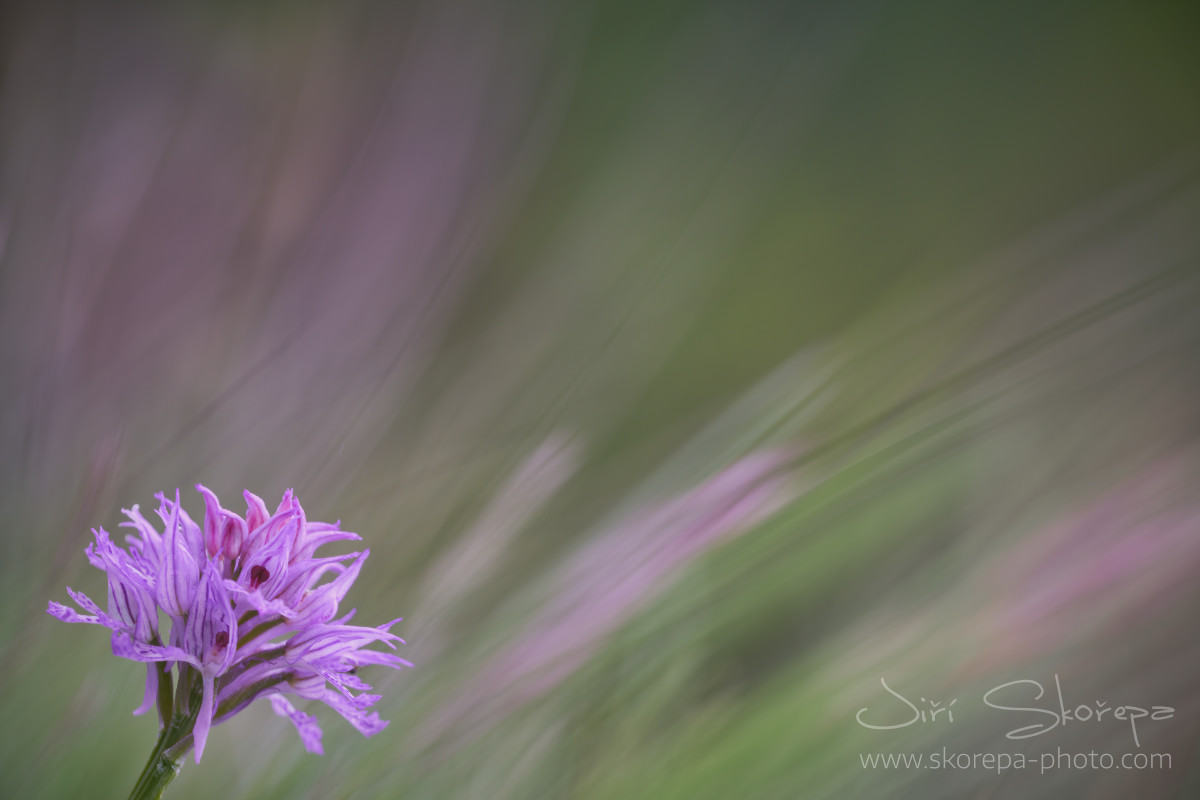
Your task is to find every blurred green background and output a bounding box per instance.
[2,0,1199,797]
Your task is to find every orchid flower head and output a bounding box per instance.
[48,485,410,763]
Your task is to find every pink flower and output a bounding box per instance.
[49,486,410,762]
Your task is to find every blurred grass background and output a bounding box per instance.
[2,0,1199,798]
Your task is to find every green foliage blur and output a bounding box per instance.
[2,1,1198,798]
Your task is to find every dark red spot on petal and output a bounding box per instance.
[214,631,229,649]
[249,564,270,589]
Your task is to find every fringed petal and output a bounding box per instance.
[192,672,215,763]
[270,695,324,754]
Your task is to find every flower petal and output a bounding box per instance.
[47,600,100,625]
[192,672,216,763]
[270,695,324,754]
[133,663,158,716]
[119,505,163,569]
[156,489,198,618]
[225,580,296,619]
[243,490,270,534]
[111,632,200,667]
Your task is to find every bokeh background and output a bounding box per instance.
[2,1,1199,798]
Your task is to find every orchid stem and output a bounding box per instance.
[126,722,182,800]
[127,674,202,800]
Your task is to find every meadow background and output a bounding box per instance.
[2,1,1199,798]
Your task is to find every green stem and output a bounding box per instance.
[126,722,183,800]
[127,671,204,800]
[123,664,293,799]
[156,662,175,728]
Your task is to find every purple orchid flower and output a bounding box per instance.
[48,486,410,772]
